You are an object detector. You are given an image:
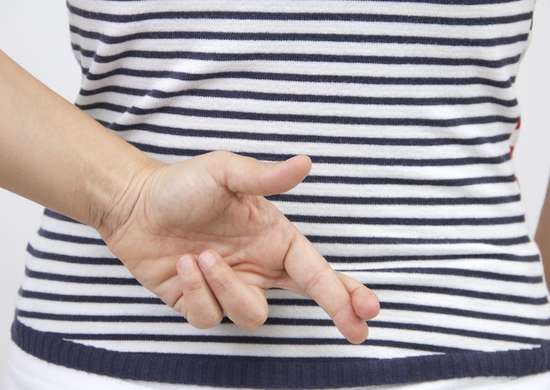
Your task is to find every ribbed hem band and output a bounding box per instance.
[11,318,550,389]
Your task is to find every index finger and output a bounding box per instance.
[283,227,370,344]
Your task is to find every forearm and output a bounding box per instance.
[535,178,550,286]
[0,50,160,235]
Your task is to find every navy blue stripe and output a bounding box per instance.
[81,85,517,107]
[369,320,544,345]
[381,302,550,325]
[268,193,521,205]
[308,235,530,246]
[18,289,159,304]
[368,284,547,304]
[71,44,522,68]
[41,191,522,213]
[82,67,515,88]
[127,141,513,167]
[37,228,105,245]
[99,120,513,146]
[287,214,524,226]
[337,267,542,283]
[70,25,529,48]
[25,268,139,285]
[44,207,80,223]
[46,209,523,227]
[20,284,547,305]
[67,5,532,26]
[326,252,540,263]
[35,226,529,247]
[303,174,516,186]
[122,141,514,167]
[79,101,519,128]
[26,243,120,266]
[44,194,524,216]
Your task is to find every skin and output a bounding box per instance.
[0,50,380,344]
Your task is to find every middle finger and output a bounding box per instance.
[283,227,371,344]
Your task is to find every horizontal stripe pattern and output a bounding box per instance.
[12,0,550,388]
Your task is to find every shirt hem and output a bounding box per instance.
[11,317,550,389]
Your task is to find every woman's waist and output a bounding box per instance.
[16,207,550,353]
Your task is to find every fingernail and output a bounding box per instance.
[178,255,194,272]
[198,251,216,271]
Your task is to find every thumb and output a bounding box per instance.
[211,151,312,196]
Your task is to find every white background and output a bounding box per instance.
[0,0,549,386]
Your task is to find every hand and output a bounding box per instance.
[97,150,380,344]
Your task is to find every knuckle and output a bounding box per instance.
[188,307,224,329]
[204,150,237,188]
[238,307,268,331]
[212,150,234,161]
[305,265,333,298]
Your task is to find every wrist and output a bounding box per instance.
[83,144,165,240]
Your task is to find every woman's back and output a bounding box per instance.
[11,0,550,388]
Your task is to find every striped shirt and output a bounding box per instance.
[11,0,550,388]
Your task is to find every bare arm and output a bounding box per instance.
[536,178,550,288]
[0,50,158,233]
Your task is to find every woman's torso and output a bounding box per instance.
[11,0,550,388]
